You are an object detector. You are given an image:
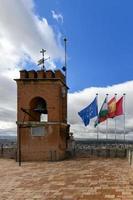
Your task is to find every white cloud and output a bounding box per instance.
[51,10,63,23]
[0,0,64,136]
[0,0,64,75]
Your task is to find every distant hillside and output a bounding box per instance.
[0,135,16,146]
[0,135,16,140]
[75,138,133,145]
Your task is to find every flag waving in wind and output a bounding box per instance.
[78,97,98,126]
[95,96,108,127]
[115,96,123,116]
[108,97,116,118]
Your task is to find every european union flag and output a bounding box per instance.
[78,97,98,126]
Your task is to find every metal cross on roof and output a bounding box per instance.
[40,48,46,58]
[40,49,46,70]
[38,49,50,70]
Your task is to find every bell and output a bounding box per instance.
[34,102,46,114]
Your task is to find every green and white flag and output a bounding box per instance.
[95,97,108,127]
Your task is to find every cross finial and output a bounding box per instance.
[40,49,46,69]
[40,49,46,57]
[38,49,46,70]
[38,49,50,70]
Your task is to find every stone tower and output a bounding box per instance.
[15,69,70,161]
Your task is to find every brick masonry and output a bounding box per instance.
[15,69,70,161]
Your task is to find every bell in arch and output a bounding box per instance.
[34,99,47,114]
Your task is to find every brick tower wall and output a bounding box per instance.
[15,69,70,161]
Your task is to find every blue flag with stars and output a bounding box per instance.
[78,97,98,126]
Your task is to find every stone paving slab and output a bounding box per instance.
[0,158,133,199]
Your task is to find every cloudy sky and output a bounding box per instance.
[0,0,133,140]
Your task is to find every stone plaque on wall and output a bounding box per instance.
[31,127,47,136]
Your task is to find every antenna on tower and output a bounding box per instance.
[62,37,67,83]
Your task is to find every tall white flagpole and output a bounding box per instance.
[106,94,109,147]
[115,93,117,146]
[96,93,99,145]
[123,93,126,148]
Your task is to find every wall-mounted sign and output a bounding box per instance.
[31,126,47,136]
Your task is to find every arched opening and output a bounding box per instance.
[29,97,48,122]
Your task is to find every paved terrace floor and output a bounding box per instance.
[0,158,133,200]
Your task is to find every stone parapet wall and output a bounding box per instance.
[19,69,65,83]
[0,147,16,159]
[75,147,127,158]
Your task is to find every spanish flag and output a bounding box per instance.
[108,97,116,118]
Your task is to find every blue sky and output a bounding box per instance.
[34,0,133,92]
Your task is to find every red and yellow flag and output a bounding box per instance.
[108,97,116,118]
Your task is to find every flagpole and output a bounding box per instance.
[123,93,126,148]
[64,38,67,84]
[115,93,117,146]
[106,94,108,147]
[96,93,99,146]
